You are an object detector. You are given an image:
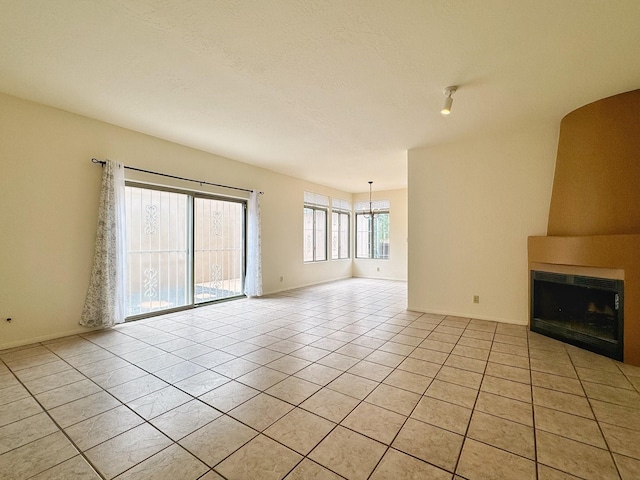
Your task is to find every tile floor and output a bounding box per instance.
[2,278,640,479]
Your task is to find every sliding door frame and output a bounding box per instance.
[125,181,247,322]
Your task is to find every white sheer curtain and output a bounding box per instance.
[244,190,263,297]
[80,160,127,327]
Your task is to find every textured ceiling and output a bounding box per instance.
[0,1,639,192]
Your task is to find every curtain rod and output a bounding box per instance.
[91,158,264,195]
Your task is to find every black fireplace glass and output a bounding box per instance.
[530,271,623,361]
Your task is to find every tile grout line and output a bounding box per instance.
[204,288,411,479]
[3,339,214,480]
[568,345,624,480]
[260,309,425,480]
[449,319,495,480]
[528,329,540,480]
[104,293,403,478]
[41,339,198,480]
[6,313,473,479]
[0,355,108,480]
[262,308,434,479]
[4,280,640,479]
[361,311,444,479]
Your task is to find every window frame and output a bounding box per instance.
[355,203,390,260]
[303,204,328,262]
[331,209,350,260]
[125,181,247,321]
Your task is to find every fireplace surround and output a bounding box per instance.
[528,236,640,365]
[527,89,640,365]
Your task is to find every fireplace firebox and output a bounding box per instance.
[530,270,624,361]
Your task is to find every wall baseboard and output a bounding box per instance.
[352,275,408,282]
[0,325,102,351]
[407,306,528,326]
[263,275,354,296]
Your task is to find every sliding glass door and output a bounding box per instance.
[194,198,244,304]
[125,184,245,319]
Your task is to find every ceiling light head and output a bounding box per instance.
[441,86,458,116]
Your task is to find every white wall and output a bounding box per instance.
[0,93,352,349]
[352,188,408,281]
[407,126,558,324]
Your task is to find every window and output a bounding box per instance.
[304,192,328,262]
[125,183,245,318]
[355,200,390,259]
[331,198,350,260]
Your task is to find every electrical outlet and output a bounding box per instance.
[473,295,480,304]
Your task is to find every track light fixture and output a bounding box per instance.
[441,86,458,116]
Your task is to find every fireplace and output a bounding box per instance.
[530,270,624,360]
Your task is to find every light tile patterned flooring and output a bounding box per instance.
[2,279,640,479]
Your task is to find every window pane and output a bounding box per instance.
[339,212,349,259]
[356,214,371,259]
[315,209,326,261]
[303,207,314,262]
[331,212,339,260]
[373,213,390,259]
[125,186,189,316]
[194,198,244,303]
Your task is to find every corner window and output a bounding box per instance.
[304,192,328,262]
[355,200,390,259]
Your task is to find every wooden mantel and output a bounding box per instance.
[528,235,640,365]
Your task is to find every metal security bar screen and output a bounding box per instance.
[194,197,244,303]
[126,186,189,316]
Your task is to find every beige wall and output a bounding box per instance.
[0,93,353,349]
[352,188,408,281]
[408,126,558,324]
